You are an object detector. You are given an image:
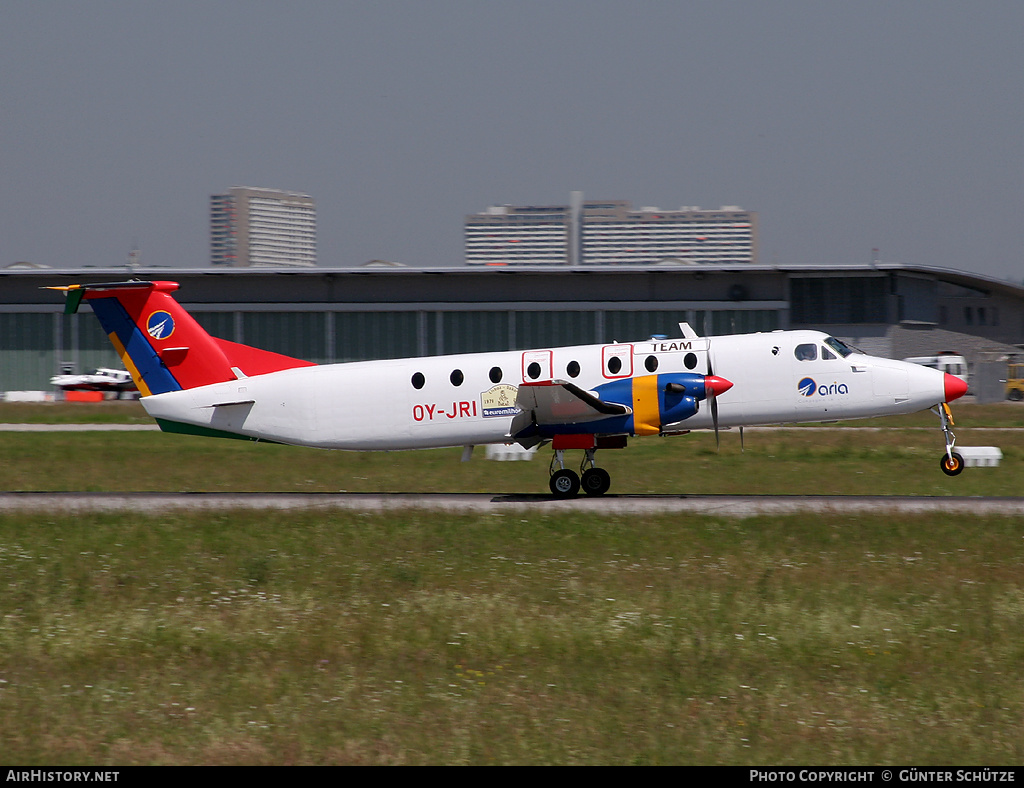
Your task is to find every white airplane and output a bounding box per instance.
[49,280,970,497]
[50,367,137,396]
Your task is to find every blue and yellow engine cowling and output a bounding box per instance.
[537,372,710,438]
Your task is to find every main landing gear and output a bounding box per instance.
[549,448,612,498]
[935,402,964,477]
[547,435,626,498]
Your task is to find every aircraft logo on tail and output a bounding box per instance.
[146,311,175,340]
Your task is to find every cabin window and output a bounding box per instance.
[683,352,698,370]
[526,362,542,380]
[645,355,659,372]
[607,356,622,374]
[411,372,425,389]
[489,366,502,383]
[795,344,817,361]
[566,360,580,378]
[450,369,464,387]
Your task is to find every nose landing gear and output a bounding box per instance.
[935,403,964,477]
[940,451,964,476]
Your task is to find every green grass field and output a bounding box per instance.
[0,401,154,425]
[2,509,1023,765]
[1,403,1023,764]
[1,409,1021,497]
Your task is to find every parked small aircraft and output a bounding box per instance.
[50,280,969,496]
[50,367,137,397]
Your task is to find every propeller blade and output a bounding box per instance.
[711,392,720,448]
[703,368,733,450]
[704,355,730,450]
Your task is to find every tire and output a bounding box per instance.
[581,467,611,496]
[1008,390,1023,402]
[549,469,580,498]
[940,452,965,477]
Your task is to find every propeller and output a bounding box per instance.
[704,365,734,449]
[707,352,719,449]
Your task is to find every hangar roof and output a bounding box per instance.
[3,263,1023,308]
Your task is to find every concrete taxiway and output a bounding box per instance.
[1,491,1021,517]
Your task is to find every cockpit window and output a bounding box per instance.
[824,337,856,358]
[795,343,817,361]
[821,346,837,360]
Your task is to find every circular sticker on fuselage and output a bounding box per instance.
[146,310,175,340]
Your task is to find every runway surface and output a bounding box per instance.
[1,491,1022,517]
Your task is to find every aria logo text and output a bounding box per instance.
[798,377,849,397]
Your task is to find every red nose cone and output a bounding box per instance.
[944,373,968,402]
[706,375,733,396]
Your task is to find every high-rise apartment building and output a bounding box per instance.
[465,204,573,266]
[211,187,317,267]
[465,193,757,266]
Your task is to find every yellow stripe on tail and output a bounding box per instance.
[108,331,152,397]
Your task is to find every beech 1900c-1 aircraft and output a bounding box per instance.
[50,280,970,497]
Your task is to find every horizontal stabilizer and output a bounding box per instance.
[45,280,156,315]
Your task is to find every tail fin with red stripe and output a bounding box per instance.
[49,281,315,396]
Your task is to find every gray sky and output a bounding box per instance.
[2,1,1021,279]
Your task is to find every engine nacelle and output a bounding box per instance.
[591,372,707,436]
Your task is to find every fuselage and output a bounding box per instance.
[139,329,957,451]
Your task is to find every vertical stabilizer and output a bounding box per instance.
[49,281,314,396]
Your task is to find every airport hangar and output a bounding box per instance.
[2,263,1023,394]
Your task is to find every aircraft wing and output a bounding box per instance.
[516,380,631,423]
[509,380,632,446]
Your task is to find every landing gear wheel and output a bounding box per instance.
[581,467,611,496]
[549,469,580,498]
[940,452,965,477]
